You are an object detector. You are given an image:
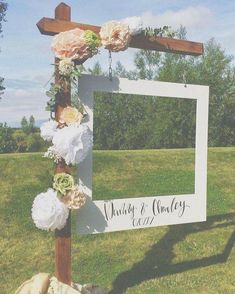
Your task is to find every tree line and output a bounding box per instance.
[90,29,235,149]
[94,93,196,150]
[1,28,235,152]
[0,116,48,153]
[0,1,8,99]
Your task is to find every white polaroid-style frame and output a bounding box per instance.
[76,74,209,235]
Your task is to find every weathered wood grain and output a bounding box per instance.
[54,3,72,286]
[37,17,203,56]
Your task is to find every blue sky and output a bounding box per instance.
[0,0,235,126]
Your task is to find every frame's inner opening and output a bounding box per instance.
[92,92,196,200]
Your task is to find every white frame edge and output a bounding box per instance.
[76,74,209,235]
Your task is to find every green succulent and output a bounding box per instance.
[53,173,74,196]
[84,30,101,54]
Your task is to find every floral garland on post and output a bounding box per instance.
[32,29,98,231]
[32,17,174,232]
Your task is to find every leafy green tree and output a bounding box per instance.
[0,0,7,35]
[131,26,186,81]
[88,61,104,76]
[21,116,29,134]
[195,39,235,146]
[26,132,44,152]
[134,50,161,80]
[0,0,8,99]
[90,27,235,148]
[125,32,235,147]
[0,77,4,98]
[158,38,235,146]
[113,61,128,78]
[0,123,16,153]
[11,129,47,153]
[21,115,36,134]
[113,61,138,80]
[29,115,36,133]
[12,129,27,152]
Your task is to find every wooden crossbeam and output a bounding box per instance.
[37,17,203,56]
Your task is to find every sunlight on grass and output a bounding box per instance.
[0,148,234,293]
[93,149,195,200]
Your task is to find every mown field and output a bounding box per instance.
[93,149,195,200]
[0,148,235,293]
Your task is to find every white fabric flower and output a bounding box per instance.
[40,120,58,142]
[59,58,74,76]
[122,16,143,36]
[52,124,92,165]
[32,189,69,231]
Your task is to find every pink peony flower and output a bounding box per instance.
[61,185,86,210]
[99,21,131,52]
[52,28,92,60]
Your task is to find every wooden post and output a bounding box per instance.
[54,3,72,285]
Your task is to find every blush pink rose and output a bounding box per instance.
[51,28,92,60]
[99,21,131,52]
[61,185,86,210]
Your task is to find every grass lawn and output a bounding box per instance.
[0,148,235,293]
[93,149,195,200]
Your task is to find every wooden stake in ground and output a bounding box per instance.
[37,2,204,285]
[54,3,72,286]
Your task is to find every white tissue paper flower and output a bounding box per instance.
[52,124,92,165]
[122,16,143,36]
[40,120,58,141]
[32,188,69,231]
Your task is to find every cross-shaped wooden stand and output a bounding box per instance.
[37,2,204,286]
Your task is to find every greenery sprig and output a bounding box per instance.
[45,83,61,113]
[144,26,175,38]
[45,64,84,115]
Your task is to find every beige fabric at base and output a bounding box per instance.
[48,278,106,294]
[14,273,50,294]
[47,277,79,294]
[15,273,106,294]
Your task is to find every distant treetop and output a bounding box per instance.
[0,0,8,35]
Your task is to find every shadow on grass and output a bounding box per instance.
[110,212,235,294]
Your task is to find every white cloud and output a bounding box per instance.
[0,87,50,124]
[32,74,52,85]
[142,6,213,29]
